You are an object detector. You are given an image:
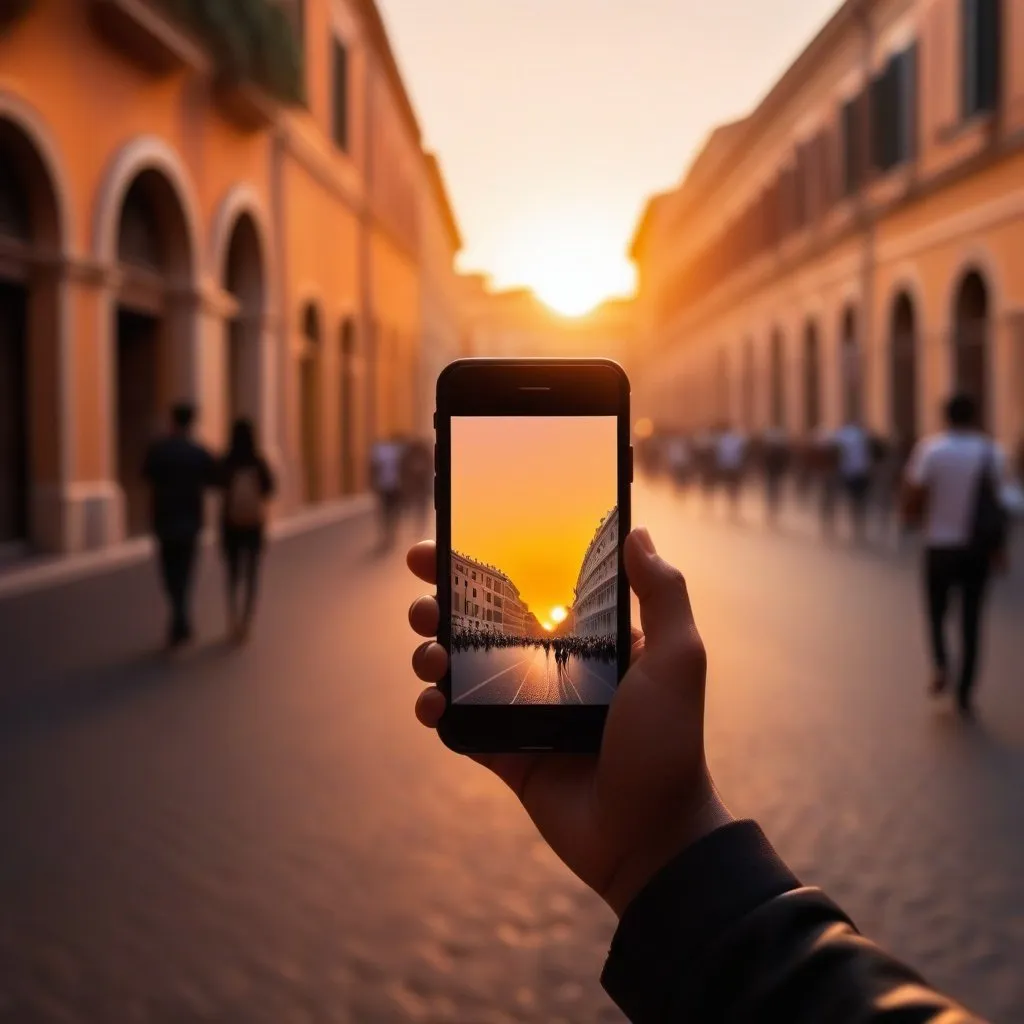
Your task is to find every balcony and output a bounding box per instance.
[88,0,207,76]
[215,78,276,133]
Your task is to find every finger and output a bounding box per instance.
[623,528,695,648]
[409,595,440,637]
[415,686,446,728]
[407,541,437,585]
[412,641,448,682]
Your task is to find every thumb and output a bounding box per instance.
[624,528,696,648]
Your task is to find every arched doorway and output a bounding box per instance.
[223,212,265,433]
[0,116,63,550]
[840,305,861,422]
[770,329,785,428]
[953,269,990,429]
[890,292,918,448]
[741,337,755,431]
[299,303,321,503]
[803,320,821,433]
[114,169,194,537]
[339,318,356,494]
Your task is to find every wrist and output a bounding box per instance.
[602,791,735,918]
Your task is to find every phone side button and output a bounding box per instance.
[629,445,634,482]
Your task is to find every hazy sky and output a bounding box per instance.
[377,0,840,310]
[452,417,617,622]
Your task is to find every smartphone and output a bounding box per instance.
[434,358,632,754]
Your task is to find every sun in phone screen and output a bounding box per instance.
[450,416,618,705]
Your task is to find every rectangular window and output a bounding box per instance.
[961,0,1000,118]
[871,45,918,173]
[332,39,349,151]
[486,593,492,604]
[472,588,477,598]
[472,571,476,580]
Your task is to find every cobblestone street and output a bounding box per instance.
[1,481,1022,1022]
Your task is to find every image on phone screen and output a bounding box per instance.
[450,415,619,705]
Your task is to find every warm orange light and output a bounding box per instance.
[550,606,568,624]
[542,621,554,632]
[514,229,636,319]
[634,417,654,440]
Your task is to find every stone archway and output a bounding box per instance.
[0,115,65,551]
[803,320,821,434]
[223,212,265,434]
[890,291,918,449]
[840,305,861,423]
[114,168,195,537]
[299,303,322,504]
[769,328,786,429]
[339,317,357,495]
[953,269,990,429]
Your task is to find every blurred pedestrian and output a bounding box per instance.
[814,430,840,538]
[218,418,275,644]
[401,438,433,535]
[831,417,872,542]
[142,402,216,650]
[903,393,1009,715]
[665,434,693,493]
[715,423,746,518]
[370,434,405,549]
[761,426,790,525]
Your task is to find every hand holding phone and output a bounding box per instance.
[407,529,733,917]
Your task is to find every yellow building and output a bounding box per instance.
[0,0,459,558]
[630,0,1024,456]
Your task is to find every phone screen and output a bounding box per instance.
[450,415,620,706]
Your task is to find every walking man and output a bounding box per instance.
[142,402,216,650]
[902,393,1009,715]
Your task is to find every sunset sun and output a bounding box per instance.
[550,606,568,625]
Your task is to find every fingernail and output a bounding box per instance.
[633,527,656,555]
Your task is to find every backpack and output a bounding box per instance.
[969,446,1008,556]
[226,466,265,528]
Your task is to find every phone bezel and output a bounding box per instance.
[434,357,632,754]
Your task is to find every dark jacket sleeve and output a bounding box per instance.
[259,458,276,498]
[601,821,985,1023]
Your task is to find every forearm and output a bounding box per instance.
[602,821,983,1023]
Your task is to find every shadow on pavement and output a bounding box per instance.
[0,640,236,747]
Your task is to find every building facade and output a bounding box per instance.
[462,277,635,372]
[631,0,1024,455]
[451,550,532,635]
[0,0,460,558]
[417,153,465,438]
[572,506,618,639]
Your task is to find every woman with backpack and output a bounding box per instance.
[219,418,275,643]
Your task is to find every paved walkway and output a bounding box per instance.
[0,484,1021,1021]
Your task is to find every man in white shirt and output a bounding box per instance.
[831,419,873,542]
[903,393,1007,715]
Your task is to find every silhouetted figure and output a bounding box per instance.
[903,393,1009,715]
[715,423,746,518]
[142,403,216,649]
[401,438,433,535]
[832,418,872,542]
[370,435,405,549]
[219,418,275,644]
[761,427,790,525]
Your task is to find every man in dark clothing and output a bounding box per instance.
[142,403,216,649]
[405,531,984,1022]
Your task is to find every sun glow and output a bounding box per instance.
[542,621,554,632]
[509,224,636,319]
[550,606,568,625]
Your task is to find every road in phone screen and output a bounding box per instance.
[450,416,618,705]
